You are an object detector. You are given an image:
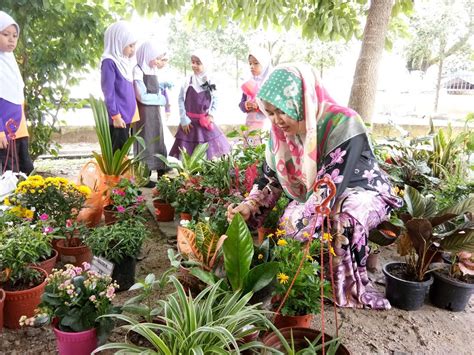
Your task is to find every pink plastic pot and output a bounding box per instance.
[53,326,98,355]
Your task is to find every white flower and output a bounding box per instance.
[180,220,190,227]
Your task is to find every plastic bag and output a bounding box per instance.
[0,170,25,202]
[76,161,106,227]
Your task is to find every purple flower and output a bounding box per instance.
[39,213,49,221]
[117,205,126,213]
[136,195,145,203]
[362,169,378,183]
[329,148,346,166]
[325,169,344,184]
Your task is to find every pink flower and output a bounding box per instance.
[82,262,90,271]
[117,205,126,213]
[66,219,73,228]
[43,226,54,234]
[112,188,125,196]
[39,213,49,221]
[106,285,115,299]
[136,195,145,203]
[89,295,96,302]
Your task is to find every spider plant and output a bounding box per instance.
[93,277,271,354]
[90,96,145,176]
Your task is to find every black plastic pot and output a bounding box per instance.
[112,256,137,292]
[383,262,433,311]
[429,265,474,312]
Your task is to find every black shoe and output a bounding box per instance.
[144,180,155,188]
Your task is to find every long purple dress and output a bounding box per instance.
[169,78,230,159]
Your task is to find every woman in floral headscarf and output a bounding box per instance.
[227,63,402,310]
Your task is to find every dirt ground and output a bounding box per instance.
[0,158,473,355]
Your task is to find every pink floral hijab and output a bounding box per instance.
[257,63,365,203]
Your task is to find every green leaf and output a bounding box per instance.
[243,261,279,294]
[404,185,426,217]
[223,213,254,291]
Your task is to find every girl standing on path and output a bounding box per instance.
[100,20,139,152]
[0,11,33,174]
[239,47,273,132]
[133,41,168,180]
[169,49,230,160]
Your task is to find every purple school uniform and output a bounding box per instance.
[101,59,136,124]
[169,79,230,159]
[0,98,21,137]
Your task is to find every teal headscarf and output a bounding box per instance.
[257,69,303,121]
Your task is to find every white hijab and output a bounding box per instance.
[0,11,24,105]
[135,41,169,77]
[101,21,137,82]
[248,46,272,86]
[189,49,213,94]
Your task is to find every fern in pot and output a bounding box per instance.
[83,219,149,291]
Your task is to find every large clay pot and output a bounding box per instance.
[0,288,5,331]
[383,262,433,311]
[3,267,47,329]
[261,327,350,354]
[153,200,175,222]
[273,313,314,329]
[31,249,58,275]
[56,238,92,267]
[53,326,98,355]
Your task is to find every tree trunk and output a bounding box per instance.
[433,38,446,113]
[348,0,394,124]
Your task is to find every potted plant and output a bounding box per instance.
[271,233,329,329]
[0,224,49,329]
[7,175,90,236]
[184,214,279,305]
[383,185,474,310]
[259,195,289,244]
[20,262,120,355]
[261,325,350,355]
[94,277,271,354]
[104,177,147,224]
[152,173,181,221]
[172,174,205,220]
[83,219,149,290]
[429,251,474,312]
[90,96,145,182]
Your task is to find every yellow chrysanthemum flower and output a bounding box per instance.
[275,229,285,237]
[3,198,11,206]
[277,239,288,247]
[277,273,289,284]
[329,246,336,256]
[266,233,274,239]
[323,233,332,242]
[257,254,264,260]
[302,231,310,239]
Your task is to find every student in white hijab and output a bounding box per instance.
[0,11,33,174]
[132,41,168,183]
[239,46,273,132]
[100,20,139,151]
[169,49,231,160]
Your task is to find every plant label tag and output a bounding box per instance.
[90,256,114,276]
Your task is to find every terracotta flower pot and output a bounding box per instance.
[0,289,5,332]
[53,326,98,355]
[56,238,92,267]
[31,249,58,275]
[257,227,275,244]
[180,212,192,221]
[261,327,350,355]
[103,205,118,225]
[273,313,314,329]
[3,267,47,329]
[154,201,175,222]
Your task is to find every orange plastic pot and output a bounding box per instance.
[56,238,92,267]
[31,249,58,275]
[3,267,47,329]
[273,313,314,329]
[0,288,5,331]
